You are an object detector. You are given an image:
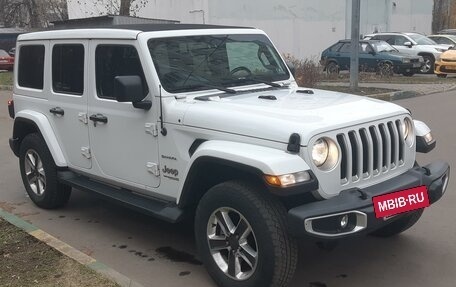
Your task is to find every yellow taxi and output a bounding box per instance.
[435,48,456,77]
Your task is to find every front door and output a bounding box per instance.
[87,40,160,189]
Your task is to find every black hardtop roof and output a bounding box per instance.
[49,23,252,32]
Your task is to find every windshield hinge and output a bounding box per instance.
[147,162,160,176]
[78,112,88,124]
[81,147,91,159]
[145,123,158,137]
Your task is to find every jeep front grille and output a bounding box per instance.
[336,120,406,185]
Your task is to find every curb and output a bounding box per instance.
[368,90,420,101]
[366,84,456,101]
[0,208,144,287]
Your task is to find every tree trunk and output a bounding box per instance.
[119,0,131,16]
[433,0,456,33]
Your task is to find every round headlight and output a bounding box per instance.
[312,137,340,170]
[312,138,329,167]
[402,118,414,146]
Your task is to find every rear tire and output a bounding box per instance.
[370,209,424,237]
[19,133,71,209]
[195,180,297,287]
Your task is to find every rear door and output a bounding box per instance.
[337,43,351,70]
[48,41,91,169]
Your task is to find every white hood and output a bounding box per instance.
[181,88,407,145]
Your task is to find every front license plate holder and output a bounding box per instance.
[373,186,430,219]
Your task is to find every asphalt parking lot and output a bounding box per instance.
[0,89,455,287]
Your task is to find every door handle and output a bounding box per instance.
[49,107,64,116]
[89,113,108,126]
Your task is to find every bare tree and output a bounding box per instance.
[433,0,456,32]
[84,0,148,17]
[0,0,68,28]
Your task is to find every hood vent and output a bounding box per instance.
[258,95,277,100]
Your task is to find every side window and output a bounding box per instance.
[374,35,394,45]
[359,43,373,53]
[52,44,84,95]
[339,43,351,53]
[329,42,343,52]
[393,36,408,46]
[438,38,451,45]
[95,45,148,100]
[18,45,45,89]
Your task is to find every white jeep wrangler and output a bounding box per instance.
[8,24,450,287]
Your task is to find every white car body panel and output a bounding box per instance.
[14,110,67,167]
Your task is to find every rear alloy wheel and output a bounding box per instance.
[326,62,339,75]
[19,133,71,209]
[420,55,434,74]
[195,181,297,287]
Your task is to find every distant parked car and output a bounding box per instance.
[0,49,14,71]
[320,40,424,76]
[364,32,450,73]
[8,48,16,56]
[434,48,456,78]
[437,29,456,35]
[428,35,456,47]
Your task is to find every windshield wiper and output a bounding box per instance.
[194,83,236,94]
[236,77,284,88]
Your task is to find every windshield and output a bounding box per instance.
[371,41,397,52]
[0,50,10,57]
[407,34,437,45]
[148,34,289,93]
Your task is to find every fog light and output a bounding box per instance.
[340,215,349,228]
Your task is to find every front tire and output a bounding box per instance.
[370,209,424,237]
[19,133,71,209]
[420,55,434,74]
[195,181,297,287]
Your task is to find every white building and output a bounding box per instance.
[68,0,433,59]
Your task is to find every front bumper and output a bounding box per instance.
[288,161,450,239]
[394,63,423,74]
[435,60,456,74]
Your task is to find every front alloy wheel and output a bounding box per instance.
[207,207,258,281]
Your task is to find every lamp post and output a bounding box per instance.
[189,9,206,24]
[350,0,361,92]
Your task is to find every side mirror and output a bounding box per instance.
[369,50,376,55]
[404,41,413,48]
[114,75,151,110]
